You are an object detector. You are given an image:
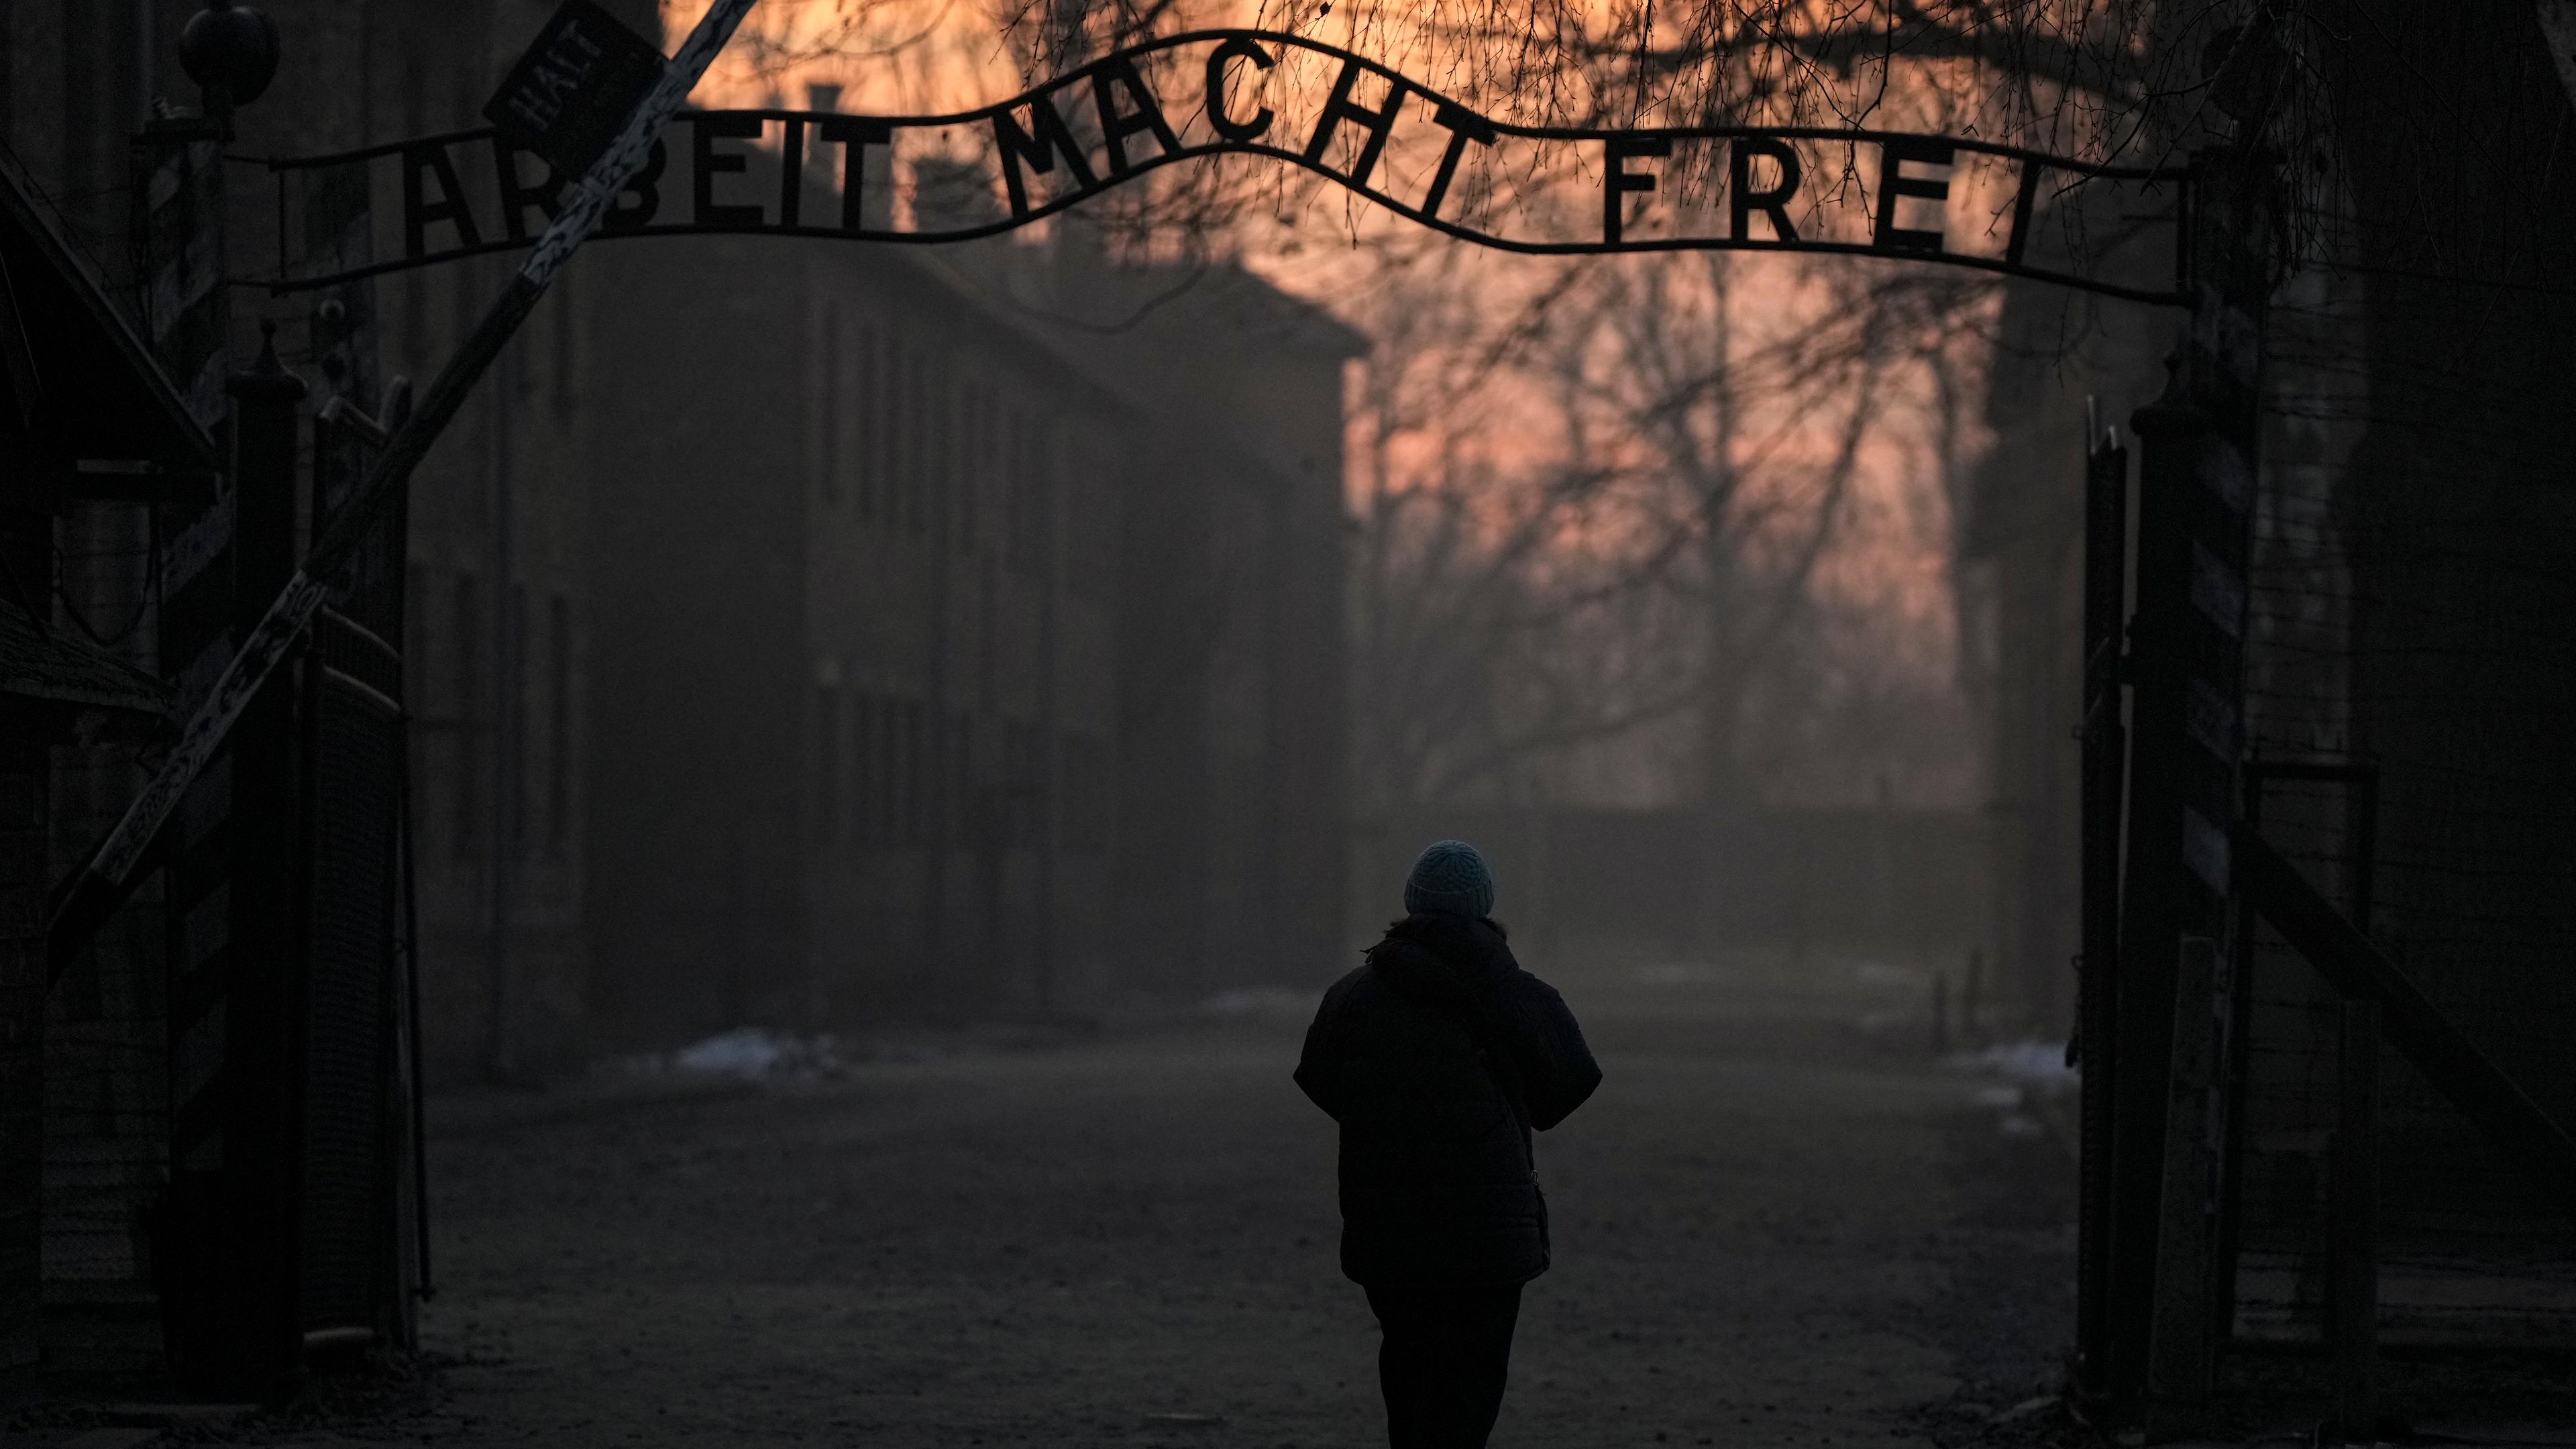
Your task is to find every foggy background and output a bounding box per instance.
[10,0,2576,1442]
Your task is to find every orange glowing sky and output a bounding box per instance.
[659,0,1992,782]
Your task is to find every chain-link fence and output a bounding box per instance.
[2229,227,2576,1348]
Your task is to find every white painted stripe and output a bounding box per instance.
[2184,808,2231,894]
[2190,542,2244,638]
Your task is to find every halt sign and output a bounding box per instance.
[482,0,667,178]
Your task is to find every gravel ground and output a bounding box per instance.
[170,946,2087,1447]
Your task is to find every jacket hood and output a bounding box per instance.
[1365,913,1517,1005]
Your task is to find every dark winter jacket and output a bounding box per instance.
[1294,914,1603,1285]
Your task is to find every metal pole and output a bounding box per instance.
[2145,934,2225,1422]
[2108,382,2208,1408]
[46,0,764,975]
[2328,1000,2380,1440]
[2212,761,2265,1356]
[2074,412,2130,1403]
[217,325,308,1393]
[396,691,431,1309]
[484,311,516,1083]
[2114,146,2270,1423]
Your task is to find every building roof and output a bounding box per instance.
[868,227,1364,391]
[1071,257,1369,362]
[0,141,219,476]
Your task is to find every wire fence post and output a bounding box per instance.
[2108,145,2271,1422]
[2147,934,2226,1425]
[172,329,307,1395]
[2328,998,2381,1440]
[2074,405,2130,1405]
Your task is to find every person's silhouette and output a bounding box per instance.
[1295,839,1603,1448]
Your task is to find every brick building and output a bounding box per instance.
[582,156,1359,1040]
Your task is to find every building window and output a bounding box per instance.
[400,68,429,368]
[956,384,979,555]
[953,712,976,847]
[1000,720,1030,847]
[881,697,905,845]
[507,583,527,861]
[1033,433,1056,571]
[453,572,482,861]
[852,691,876,844]
[1008,417,1053,575]
[917,696,937,840]
[547,592,572,847]
[1008,419,1028,571]
[926,360,943,537]
[894,350,914,532]
[878,331,900,526]
[924,709,947,847]
[1062,735,1111,853]
[854,324,877,521]
[933,366,956,547]
[552,263,578,421]
[1067,437,1114,601]
[815,680,841,843]
[888,699,911,845]
[818,301,841,506]
[404,562,429,698]
[906,356,928,534]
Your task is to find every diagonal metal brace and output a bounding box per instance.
[2233,822,2576,1223]
[44,0,763,979]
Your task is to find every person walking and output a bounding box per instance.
[1295,839,1603,1449]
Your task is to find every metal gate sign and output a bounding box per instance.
[255,30,2192,307]
[482,0,668,178]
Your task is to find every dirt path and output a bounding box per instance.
[336,951,2076,1446]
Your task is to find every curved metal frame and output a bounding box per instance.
[248,28,2194,306]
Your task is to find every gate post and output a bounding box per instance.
[127,109,246,1397]
[2073,407,2129,1404]
[197,327,307,1394]
[2327,999,2380,1439]
[2105,146,2271,1421]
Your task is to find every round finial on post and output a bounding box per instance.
[228,318,306,404]
[178,2,281,123]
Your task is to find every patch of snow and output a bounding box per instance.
[675,1026,786,1077]
[1203,987,1310,1020]
[1949,1038,2079,1089]
[1988,1395,2057,1424]
[1947,1039,2077,1145]
[1851,960,1916,987]
[658,1028,857,1081]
